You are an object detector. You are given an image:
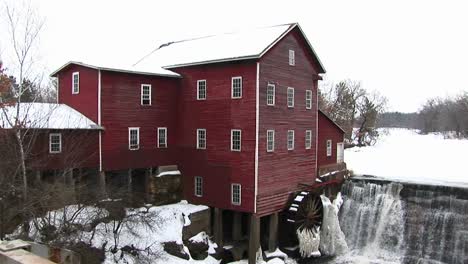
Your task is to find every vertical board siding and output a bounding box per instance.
[317,111,345,167]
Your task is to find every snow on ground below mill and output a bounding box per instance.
[345,128,468,187]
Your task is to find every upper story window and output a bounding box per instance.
[197,80,206,100]
[197,129,206,149]
[289,50,295,66]
[49,133,62,154]
[326,139,332,156]
[72,72,79,94]
[231,129,241,151]
[287,87,295,108]
[267,83,275,106]
[287,130,295,150]
[305,130,312,149]
[194,176,203,197]
[158,127,167,148]
[231,77,242,99]
[231,183,241,205]
[267,130,275,152]
[129,128,140,150]
[306,90,312,109]
[141,84,152,105]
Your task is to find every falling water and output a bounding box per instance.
[331,179,468,264]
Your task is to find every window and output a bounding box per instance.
[129,128,139,150]
[49,133,62,153]
[231,77,242,99]
[289,50,295,66]
[231,183,241,205]
[305,130,312,149]
[72,72,79,94]
[306,90,312,109]
[287,130,295,150]
[337,142,344,163]
[231,129,241,151]
[158,127,167,148]
[197,80,206,100]
[194,176,203,197]
[197,129,206,149]
[141,84,152,105]
[267,83,275,106]
[326,140,332,156]
[287,87,294,108]
[267,130,275,152]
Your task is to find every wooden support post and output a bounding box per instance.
[268,213,279,252]
[127,168,133,193]
[233,212,243,241]
[248,214,260,264]
[213,208,223,247]
[144,168,152,202]
[99,171,107,198]
[35,171,42,184]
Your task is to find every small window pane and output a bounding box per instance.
[129,128,139,150]
[287,87,294,108]
[289,50,295,66]
[197,80,206,100]
[231,129,241,151]
[72,72,79,94]
[158,128,167,148]
[267,130,275,152]
[305,130,312,149]
[141,84,151,105]
[197,129,206,149]
[232,77,242,99]
[306,90,312,109]
[287,130,295,150]
[49,133,62,153]
[231,184,241,205]
[326,140,332,156]
[267,84,275,106]
[195,176,203,197]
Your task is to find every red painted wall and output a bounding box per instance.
[256,28,323,216]
[317,111,345,167]
[174,61,257,213]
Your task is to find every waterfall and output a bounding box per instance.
[336,179,468,264]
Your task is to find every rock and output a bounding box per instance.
[186,240,208,260]
[163,241,190,260]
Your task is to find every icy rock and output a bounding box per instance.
[319,193,348,256]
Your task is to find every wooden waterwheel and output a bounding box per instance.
[287,191,323,232]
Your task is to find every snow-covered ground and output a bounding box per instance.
[345,128,468,186]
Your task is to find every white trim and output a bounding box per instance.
[231,76,242,99]
[231,183,242,205]
[231,129,242,151]
[326,139,332,156]
[197,80,207,100]
[287,87,295,108]
[158,127,167,148]
[315,80,319,173]
[49,133,62,154]
[194,176,203,197]
[287,130,295,150]
[140,84,152,105]
[98,70,102,171]
[306,90,312,109]
[267,130,275,152]
[289,49,295,66]
[72,72,79,94]
[305,130,312,149]
[128,127,140,150]
[254,62,259,213]
[267,83,275,106]
[196,128,206,149]
[56,76,60,103]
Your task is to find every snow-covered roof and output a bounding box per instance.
[0,102,102,130]
[50,61,181,78]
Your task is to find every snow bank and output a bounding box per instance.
[345,128,468,186]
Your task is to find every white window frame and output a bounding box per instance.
[306,90,312,109]
[289,50,295,66]
[72,72,79,94]
[158,127,167,148]
[231,129,242,151]
[267,83,275,106]
[231,76,242,99]
[305,130,312,149]
[337,142,344,163]
[49,133,62,154]
[287,87,295,108]
[287,130,295,150]
[326,139,332,157]
[194,176,203,197]
[197,129,206,149]
[267,130,275,152]
[141,84,152,105]
[197,80,207,100]
[128,127,140,150]
[231,183,241,205]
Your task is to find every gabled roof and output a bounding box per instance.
[133,23,326,73]
[319,109,346,133]
[50,61,181,78]
[0,102,102,130]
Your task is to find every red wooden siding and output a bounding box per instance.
[174,61,257,213]
[257,28,322,216]
[317,111,345,167]
[100,71,180,171]
[57,65,99,123]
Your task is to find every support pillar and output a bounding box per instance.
[99,171,107,198]
[232,212,243,241]
[248,214,260,264]
[213,208,223,247]
[144,168,152,202]
[127,168,133,193]
[35,171,42,184]
[268,213,279,252]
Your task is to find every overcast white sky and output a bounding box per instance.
[1,0,467,112]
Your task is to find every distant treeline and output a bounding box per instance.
[377,93,468,138]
